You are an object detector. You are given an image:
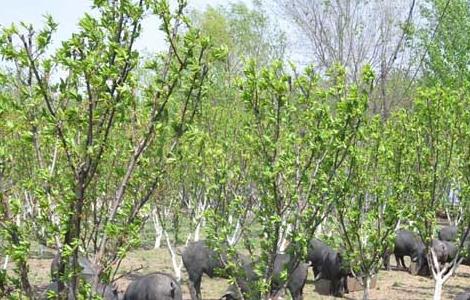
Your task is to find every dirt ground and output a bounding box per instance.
[25,247,470,300]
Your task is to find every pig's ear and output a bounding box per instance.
[336,252,343,262]
[218,292,233,300]
[112,283,118,295]
[170,281,176,298]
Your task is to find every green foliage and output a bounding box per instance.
[422,0,470,88]
[0,0,215,298]
[203,59,370,297]
[406,87,462,244]
[1,1,470,299]
[192,1,285,69]
[335,110,411,288]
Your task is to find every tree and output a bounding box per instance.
[273,0,419,117]
[0,85,35,297]
[336,106,414,300]
[405,86,469,300]
[421,0,470,88]
[192,1,286,75]
[0,0,216,297]
[203,60,369,298]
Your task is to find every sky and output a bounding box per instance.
[0,0,247,53]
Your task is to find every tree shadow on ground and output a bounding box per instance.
[390,280,434,299]
[456,272,470,278]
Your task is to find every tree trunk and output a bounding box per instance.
[152,209,163,249]
[363,276,371,300]
[228,219,241,246]
[59,175,86,300]
[429,247,458,300]
[433,278,443,300]
[194,218,202,242]
[2,256,8,269]
[164,230,183,282]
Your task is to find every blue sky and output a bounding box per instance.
[0,0,241,53]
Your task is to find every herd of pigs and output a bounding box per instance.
[44,225,470,300]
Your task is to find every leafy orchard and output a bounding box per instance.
[0,0,469,300]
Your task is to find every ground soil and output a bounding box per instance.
[24,247,470,300]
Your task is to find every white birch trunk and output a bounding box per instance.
[429,248,461,300]
[193,220,202,242]
[362,276,371,300]
[164,230,183,282]
[433,279,443,300]
[395,219,401,231]
[228,219,242,246]
[278,223,292,253]
[152,208,163,249]
[2,256,9,270]
[192,199,207,242]
[317,223,323,235]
